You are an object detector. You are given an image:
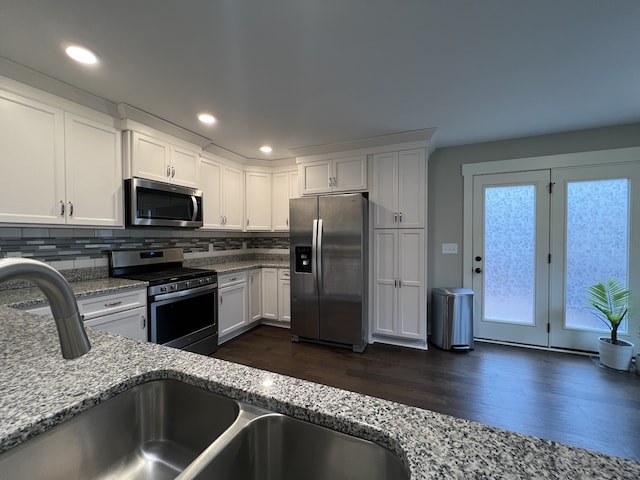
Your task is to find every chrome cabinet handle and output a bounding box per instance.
[220,215,223,224]
[60,200,65,216]
[166,165,171,177]
[399,212,403,222]
[394,212,398,223]
[69,201,74,217]
[247,218,250,226]
[104,301,123,308]
[224,215,227,224]
[171,166,176,178]
[398,278,402,288]
[140,315,146,329]
[220,296,223,305]
[286,217,289,226]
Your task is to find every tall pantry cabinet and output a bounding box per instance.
[371,149,427,348]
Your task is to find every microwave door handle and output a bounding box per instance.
[190,195,198,221]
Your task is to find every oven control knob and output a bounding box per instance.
[199,278,205,285]
[160,286,167,293]
[171,284,177,291]
[186,281,192,287]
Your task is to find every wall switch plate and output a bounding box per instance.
[442,243,458,254]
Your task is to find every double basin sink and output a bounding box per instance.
[0,379,409,479]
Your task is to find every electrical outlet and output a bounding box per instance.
[442,243,458,254]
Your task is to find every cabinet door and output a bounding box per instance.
[397,229,426,339]
[289,171,300,199]
[245,171,272,231]
[333,155,367,192]
[0,89,65,224]
[301,160,332,195]
[373,230,397,335]
[219,282,248,337]
[64,113,123,227]
[170,145,199,188]
[131,132,171,183]
[84,306,148,342]
[222,166,244,230]
[249,269,263,322]
[200,159,223,229]
[278,273,291,322]
[261,268,279,320]
[397,149,426,228]
[272,172,290,231]
[372,152,399,228]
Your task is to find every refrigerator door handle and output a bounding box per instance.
[312,219,318,286]
[317,218,324,290]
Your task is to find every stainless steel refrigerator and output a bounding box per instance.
[289,193,368,352]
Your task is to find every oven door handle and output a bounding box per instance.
[152,283,217,302]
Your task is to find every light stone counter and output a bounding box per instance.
[1,304,639,478]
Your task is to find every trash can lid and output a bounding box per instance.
[432,287,474,295]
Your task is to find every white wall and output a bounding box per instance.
[427,122,640,293]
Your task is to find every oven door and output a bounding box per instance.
[149,284,218,354]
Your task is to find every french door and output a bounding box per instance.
[471,163,639,351]
[472,171,550,346]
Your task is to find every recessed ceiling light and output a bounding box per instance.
[198,113,217,125]
[260,145,273,154]
[65,45,98,65]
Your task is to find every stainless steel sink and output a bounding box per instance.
[182,413,409,480]
[0,379,240,480]
[0,379,409,480]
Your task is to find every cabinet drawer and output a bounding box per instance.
[77,288,147,321]
[278,269,290,280]
[218,271,248,288]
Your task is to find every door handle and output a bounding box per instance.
[60,200,65,216]
[317,218,324,289]
[68,201,74,217]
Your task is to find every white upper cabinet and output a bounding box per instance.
[200,155,244,230]
[372,149,426,228]
[222,165,244,230]
[245,171,272,231]
[0,86,122,227]
[125,131,199,188]
[64,113,122,226]
[300,154,367,195]
[272,170,299,231]
[200,158,223,229]
[0,89,66,225]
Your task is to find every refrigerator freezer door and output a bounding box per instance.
[290,196,320,339]
[317,194,366,349]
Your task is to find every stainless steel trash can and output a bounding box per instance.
[431,288,474,351]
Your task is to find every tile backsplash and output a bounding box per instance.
[0,227,289,269]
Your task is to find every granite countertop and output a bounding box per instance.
[0,277,148,310]
[1,289,639,478]
[196,260,289,274]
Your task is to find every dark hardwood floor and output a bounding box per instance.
[212,325,640,462]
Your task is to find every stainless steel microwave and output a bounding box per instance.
[125,178,203,228]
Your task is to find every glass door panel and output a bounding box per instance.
[472,171,550,346]
[550,164,640,351]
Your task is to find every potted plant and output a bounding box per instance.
[586,278,634,371]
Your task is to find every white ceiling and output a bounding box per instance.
[0,0,639,160]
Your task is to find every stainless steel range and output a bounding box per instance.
[108,248,218,355]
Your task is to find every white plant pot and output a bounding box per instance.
[598,336,634,371]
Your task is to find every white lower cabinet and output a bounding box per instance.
[373,229,426,341]
[24,288,148,342]
[248,268,262,322]
[261,268,279,321]
[218,272,248,342]
[278,269,291,322]
[261,268,290,325]
[84,306,147,342]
